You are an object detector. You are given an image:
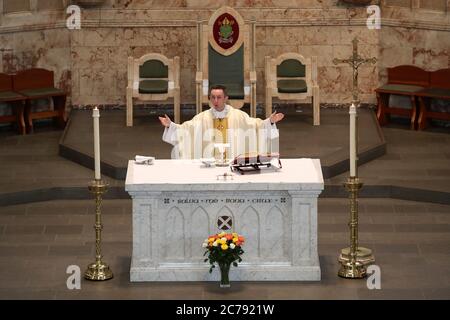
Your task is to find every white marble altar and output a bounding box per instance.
[125,158,324,282]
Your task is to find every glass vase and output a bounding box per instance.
[218,261,231,288]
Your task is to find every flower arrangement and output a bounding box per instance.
[203,231,245,273]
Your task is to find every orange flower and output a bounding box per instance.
[238,236,245,242]
[225,234,233,240]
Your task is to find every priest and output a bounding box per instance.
[159,85,285,159]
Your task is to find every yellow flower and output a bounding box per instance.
[232,237,238,243]
[208,237,215,243]
[220,238,227,245]
[232,232,238,237]
[218,232,226,237]
[212,241,218,247]
[221,243,228,250]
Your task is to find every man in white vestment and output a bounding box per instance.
[159,85,284,159]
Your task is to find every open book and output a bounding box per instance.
[230,152,282,174]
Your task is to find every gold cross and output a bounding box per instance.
[217,118,224,130]
[333,38,377,104]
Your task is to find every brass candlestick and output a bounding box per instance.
[338,103,375,271]
[84,179,113,281]
[338,177,368,278]
[334,37,376,278]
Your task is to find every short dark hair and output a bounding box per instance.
[209,84,228,97]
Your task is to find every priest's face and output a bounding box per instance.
[210,89,228,112]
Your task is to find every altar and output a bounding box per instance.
[125,158,324,282]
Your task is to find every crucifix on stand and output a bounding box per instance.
[333,38,377,279]
[333,38,377,104]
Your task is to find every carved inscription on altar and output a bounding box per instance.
[164,197,284,204]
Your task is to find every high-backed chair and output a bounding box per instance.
[12,68,67,133]
[196,6,257,117]
[0,73,26,135]
[126,53,180,127]
[265,52,320,125]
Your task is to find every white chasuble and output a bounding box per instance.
[162,105,279,159]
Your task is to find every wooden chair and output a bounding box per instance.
[375,65,429,129]
[0,73,26,135]
[265,52,320,125]
[196,6,257,116]
[12,68,67,133]
[126,53,180,127]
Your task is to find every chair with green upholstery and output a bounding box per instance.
[126,53,180,127]
[265,52,320,125]
[196,6,257,116]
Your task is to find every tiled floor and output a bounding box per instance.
[0,198,448,299]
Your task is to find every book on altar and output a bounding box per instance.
[230,152,282,174]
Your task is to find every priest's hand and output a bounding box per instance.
[269,111,285,124]
[158,114,172,128]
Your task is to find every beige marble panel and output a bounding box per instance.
[412,48,450,70]
[71,47,110,69]
[79,67,116,97]
[260,27,303,46]
[418,0,447,11]
[318,66,353,103]
[379,46,414,67]
[301,27,346,46]
[255,44,300,68]
[3,0,31,13]
[423,30,450,51]
[340,28,380,46]
[358,66,379,94]
[71,68,81,105]
[42,29,71,49]
[111,0,340,9]
[381,27,426,48]
[379,27,450,72]
[180,67,196,103]
[301,45,336,67]
[81,29,123,47]
[37,0,64,11]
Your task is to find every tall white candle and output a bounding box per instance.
[349,103,357,177]
[93,107,101,180]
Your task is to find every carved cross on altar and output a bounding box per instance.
[333,38,377,104]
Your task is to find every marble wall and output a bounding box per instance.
[0,1,449,109]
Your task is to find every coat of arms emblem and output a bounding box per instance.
[218,16,235,44]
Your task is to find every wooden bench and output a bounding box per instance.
[375,65,450,130]
[12,68,67,133]
[416,68,450,130]
[0,73,26,135]
[375,65,429,130]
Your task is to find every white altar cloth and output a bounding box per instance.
[125,158,323,281]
